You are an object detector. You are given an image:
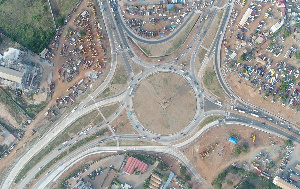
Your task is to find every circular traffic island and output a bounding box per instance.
[133,72,196,134]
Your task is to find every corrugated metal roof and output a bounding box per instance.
[0,66,23,83]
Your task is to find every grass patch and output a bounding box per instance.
[111,64,127,85]
[203,65,226,99]
[0,0,55,53]
[51,0,79,26]
[100,103,119,119]
[0,89,26,125]
[198,48,207,64]
[15,110,102,183]
[199,115,223,129]
[140,46,151,56]
[99,87,115,99]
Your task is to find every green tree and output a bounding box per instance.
[227,180,233,186]
[284,139,293,146]
[233,147,241,155]
[295,52,300,60]
[180,166,187,175]
[56,17,65,27]
[231,167,238,174]
[241,145,248,153]
[79,30,86,36]
[269,161,275,168]
[185,174,191,181]
[0,35,3,44]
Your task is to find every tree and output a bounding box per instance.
[0,35,2,45]
[284,139,293,146]
[233,147,241,155]
[180,166,187,175]
[231,167,238,175]
[56,17,65,27]
[185,174,191,181]
[295,52,300,60]
[79,30,86,36]
[269,161,275,168]
[241,145,248,153]
[227,180,233,186]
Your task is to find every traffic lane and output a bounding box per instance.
[228,114,300,143]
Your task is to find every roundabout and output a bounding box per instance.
[133,72,197,135]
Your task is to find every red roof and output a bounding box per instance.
[123,157,148,175]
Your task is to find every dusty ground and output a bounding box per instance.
[181,124,284,185]
[110,109,138,136]
[133,73,196,135]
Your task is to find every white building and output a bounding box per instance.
[238,8,252,27]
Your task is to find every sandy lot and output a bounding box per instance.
[181,124,284,185]
[133,73,196,134]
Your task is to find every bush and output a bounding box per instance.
[231,167,238,174]
[185,174,191,181]
[227,180,233,186]
[233,147,241,155]
[180,166,187,175]
[295,52,300,60]
[284,139,293,147]
[79,30,86,36]
[241,145,248,153]
[269,161,275,168]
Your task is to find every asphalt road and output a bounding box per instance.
[2,0,300,188]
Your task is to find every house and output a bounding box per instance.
[123,157,148,175]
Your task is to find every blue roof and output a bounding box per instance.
[163,172,174,189]
[229,137,238,144]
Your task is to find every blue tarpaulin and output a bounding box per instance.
[229,137,238,144]
[167,4,175,9]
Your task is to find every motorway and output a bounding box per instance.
[2,0,300,188]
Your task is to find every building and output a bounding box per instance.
[0,66,23,84]
[296,164,300,171]
[273,176,299,189]
[238,8,252,27]
[229,137,238,144]
[149,174,162,189]
[123,157,148,175]
[270,20,284,33]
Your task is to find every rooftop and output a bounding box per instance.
[123,157,148,175]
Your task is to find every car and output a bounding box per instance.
[157,137,160,139]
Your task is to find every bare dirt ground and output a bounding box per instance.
[133,73,196,135]
[110,109,138,136]
[181,124,284,185]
